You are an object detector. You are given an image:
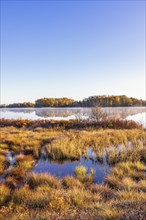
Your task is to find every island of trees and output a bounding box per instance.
[1,95,146,108]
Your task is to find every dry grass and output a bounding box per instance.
[0,155,8,175]
[0,125,146,219]
[0,126,145,162]
[26,173,61,189]
[62,176,83,189]
[0,184,11,206]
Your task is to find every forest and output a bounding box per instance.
[1,95,146,108]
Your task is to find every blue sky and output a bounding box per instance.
[1,0,145,104]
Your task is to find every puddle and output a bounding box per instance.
[32,148,110,184]
[6,152,16,167]
[0,152,17,183]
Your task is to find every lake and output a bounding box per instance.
[0,107,146,127]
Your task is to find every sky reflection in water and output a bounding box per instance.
[32,148,110,184]
[0,107,146,127]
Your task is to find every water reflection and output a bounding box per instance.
[32,148,110,184]
[0,152,17,183]
[126,112,146,126]
[0,108,88,120]
[0,107,146,126]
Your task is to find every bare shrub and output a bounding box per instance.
[89,105,107,122]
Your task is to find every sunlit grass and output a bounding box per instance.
[0,125,146,219]
[62,176,83,189]
[74,165,87,177]
[15,155,34,170]
[0,155,8,175]
[0,184,10,206]
[26,173,61,189]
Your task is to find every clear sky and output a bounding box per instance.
[1,0,145,104]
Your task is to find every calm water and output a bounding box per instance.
[32,148,110,184]
[0,152,17,183]
[0,107,146,127]
[0,149,110,184]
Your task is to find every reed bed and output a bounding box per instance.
[0,127,145,160]
[0,118,142,129]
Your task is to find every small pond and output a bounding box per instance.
[32,148,110,184]
[0,149,110,184]
[0,152,17,183]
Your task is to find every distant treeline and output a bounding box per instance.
[1,95,146,108]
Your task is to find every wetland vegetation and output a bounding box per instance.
[1,0,145,218]
[0,116,146,219]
